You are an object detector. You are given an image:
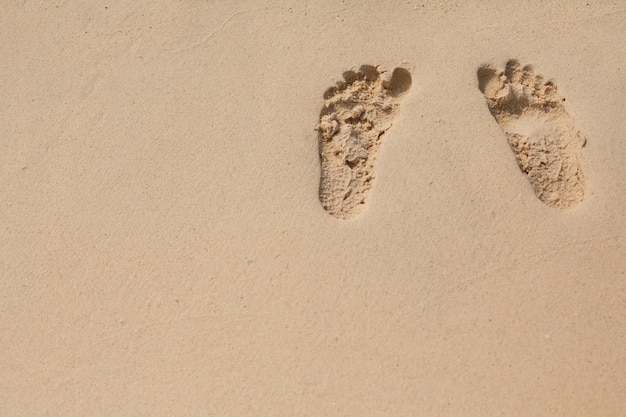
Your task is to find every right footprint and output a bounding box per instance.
[477,59,586,209]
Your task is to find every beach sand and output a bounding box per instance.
[1,1,625,415]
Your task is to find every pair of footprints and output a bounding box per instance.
[315,60,586,219]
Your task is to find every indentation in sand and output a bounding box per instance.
[478,59,586,209]
[315,65,411,219]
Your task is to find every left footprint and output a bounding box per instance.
[315,65,411,219]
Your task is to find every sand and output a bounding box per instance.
[1,1,625,416]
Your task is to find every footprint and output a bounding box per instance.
[315,65,412,219]
[477,59,586,209]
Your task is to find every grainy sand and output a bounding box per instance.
[1,1,625,416]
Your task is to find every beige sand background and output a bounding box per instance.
[1,1,625,416]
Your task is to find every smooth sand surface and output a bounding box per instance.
[1,1,625,416]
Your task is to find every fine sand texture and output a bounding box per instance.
[1,1,625,416]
